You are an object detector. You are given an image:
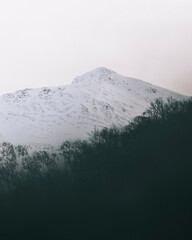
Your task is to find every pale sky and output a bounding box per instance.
[0,0,192,96]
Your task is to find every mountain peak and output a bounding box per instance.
[90,67,113,73]
[72,67,117,84]
[0,68,187,146]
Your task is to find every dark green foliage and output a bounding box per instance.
[22,150,56,174]
[0,98,192,240]
[0,142,17,192]
[15,145,28,157]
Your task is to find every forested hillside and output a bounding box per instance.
[0,97,192,240]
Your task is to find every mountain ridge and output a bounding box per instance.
[0,68,188,146]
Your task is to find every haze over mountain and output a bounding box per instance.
[0,68,187,146]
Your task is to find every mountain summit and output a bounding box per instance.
[73,67,118,84]
[0,68,187,145]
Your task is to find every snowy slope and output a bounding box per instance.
[0,67,187,146]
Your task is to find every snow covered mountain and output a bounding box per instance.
[0,67,187,146]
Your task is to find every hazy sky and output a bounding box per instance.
[0,0,192,96]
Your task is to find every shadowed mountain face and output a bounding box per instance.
[0,68,187,145]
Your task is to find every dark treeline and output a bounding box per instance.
[0,98,192,240]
